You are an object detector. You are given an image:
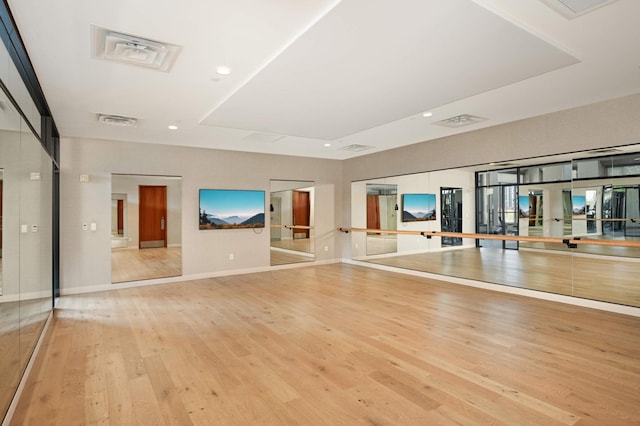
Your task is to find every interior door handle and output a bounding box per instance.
[161,217,165,230]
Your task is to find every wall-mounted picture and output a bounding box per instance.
[402,193,436,222]
[572,195,586,216]
[199,189,265,230]
[518,195,530,218]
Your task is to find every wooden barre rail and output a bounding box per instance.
[551,217,640,222]
[270,224,314,230]
[337,227,640,249]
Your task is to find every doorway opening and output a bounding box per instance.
[440,187,462,247]
[111,174,182,283]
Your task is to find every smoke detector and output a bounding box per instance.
[433,114,486,128]
[96,113,139,127]
[92,25,182,72]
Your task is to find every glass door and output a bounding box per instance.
[441,187,462,246]
[476,185,518,249]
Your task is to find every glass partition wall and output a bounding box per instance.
[0,83,54,418]
[0,10,57,421]
[350,144,640,308]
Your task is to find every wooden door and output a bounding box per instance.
[367,195,380,231]
[117,199,124,235]
[292,190,310,238]
[139,185,167,249]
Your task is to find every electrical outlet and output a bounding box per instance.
[82,223,88,231]
[324,245,329,252]
[229,253,235,260]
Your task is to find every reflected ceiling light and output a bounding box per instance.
[422,112,433,117]
[168,124,178,130]
[324,143,331,147]
[216,66,231,76]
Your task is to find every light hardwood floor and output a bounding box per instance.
[111,247,182,283]
[10,264,640,425]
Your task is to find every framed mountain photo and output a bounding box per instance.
[199,189,265,230]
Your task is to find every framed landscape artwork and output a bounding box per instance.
[199,189,265,230]
[402,193,436,222]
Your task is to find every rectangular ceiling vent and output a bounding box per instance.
[433,114,486,128]
[96,113,139,127]
[341,144,374,152]
[241,132,286,143]
[92,25,182,72]
[540,0,620,19]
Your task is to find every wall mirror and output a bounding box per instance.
[111,174,182,283]
[350,144,640,308]
[365,183,397,256]
[0,169,3,296]
[0,87,52,419]
[270,180,315,266]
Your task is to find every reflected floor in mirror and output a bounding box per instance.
[520,236,640,258]
[270,238,314,266]
[112,247,181,283]
[361,247,640,307]
[366,235,397,255]
[270,237,314,254]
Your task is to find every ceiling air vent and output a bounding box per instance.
[540,0,620,19]
[433,114,486,128]
[96,113,139,127]
[241,132,286,143]
[341,144,374,152]
[92,25,182,72]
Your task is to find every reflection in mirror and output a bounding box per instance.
[111,174,182,283]
[0,169,3,296]
[351,144,640,308]
[111,193,127,244]
[366,183,397,255]
[0,81,26,420]
[270,180,315,266]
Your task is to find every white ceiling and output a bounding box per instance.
[7,0,640,160]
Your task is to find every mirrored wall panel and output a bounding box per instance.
[350,145,640,308]
[111,174,182,283]
[0,90,52,418]
[270,180,315,266]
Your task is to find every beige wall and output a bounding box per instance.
[60,93,640,292]
[60,138,343,293]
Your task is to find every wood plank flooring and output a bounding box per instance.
[10,264,640,425]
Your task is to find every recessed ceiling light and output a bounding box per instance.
[216,66,231,76]
[422,112,433,117]
[168,125,178,130]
